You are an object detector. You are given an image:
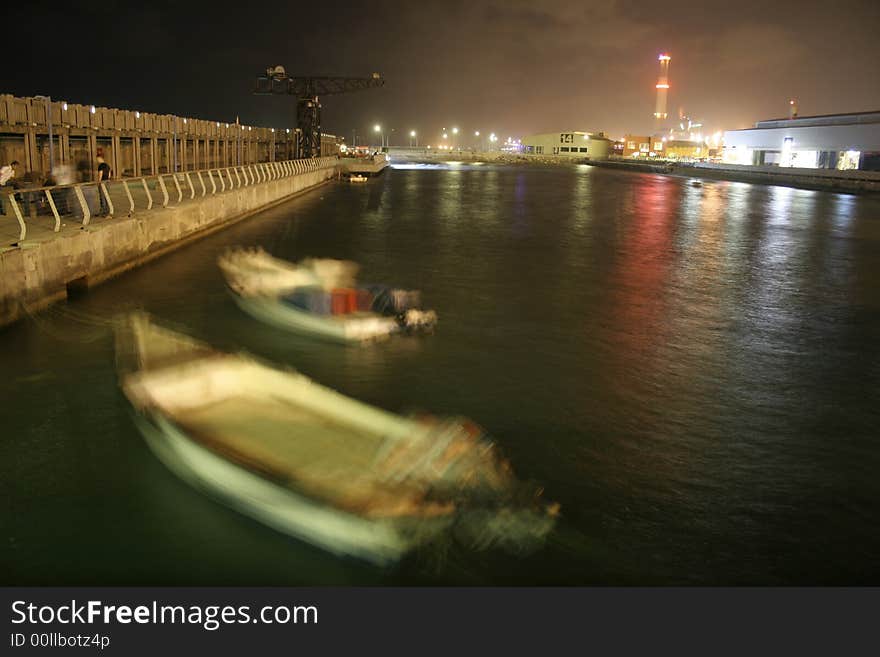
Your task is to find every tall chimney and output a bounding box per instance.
[654,54,671,124]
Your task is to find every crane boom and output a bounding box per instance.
[254,67,385,159]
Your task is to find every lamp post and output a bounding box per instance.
[34,95,54,174]
[409,130,417,148]
[474,130,480,152]
[374,124,382,150]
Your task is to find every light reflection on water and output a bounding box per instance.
[2,165,880,585]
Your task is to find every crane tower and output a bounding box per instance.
[255,66,385,159]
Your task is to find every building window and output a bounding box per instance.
[561,147,570,152]
[639,143,649,152]
[536,146,544,154]
[579,147,589,153]
[627,141,636,149]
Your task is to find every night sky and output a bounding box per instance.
[8,0,880,141]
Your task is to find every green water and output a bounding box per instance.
[3,163,880,584]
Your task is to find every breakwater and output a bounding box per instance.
[0,157,337,327]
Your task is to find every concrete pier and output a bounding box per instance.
[339,153,389,176]
[588,159,880,194]
[0,157,337,328]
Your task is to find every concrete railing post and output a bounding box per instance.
[184,172,195,199]
[172,174,183,203]
[6,193,27,241]
[197,171,206,196]
[44,190,61,232]
[157,175,170,207]
[141,178,153,210]
[74,185,91,226]
[122,180,135,215]
[100,182,115,217]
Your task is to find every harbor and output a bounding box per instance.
[3,162,880,585]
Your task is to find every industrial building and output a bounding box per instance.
[521,132,611,159]
[0,94,338,184]
[722,110,880,171]
[621,135,709,161]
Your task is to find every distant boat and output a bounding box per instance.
[218,247,437,343]
[349,174,368,183]
[116,313,558,564]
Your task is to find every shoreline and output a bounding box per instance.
[388,150,880,194]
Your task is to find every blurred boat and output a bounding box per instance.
[349,174,368,182]
[217,247,437,343]
[116,313,557,565]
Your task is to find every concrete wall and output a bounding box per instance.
[0,161,337,327]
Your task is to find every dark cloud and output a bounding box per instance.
[5,0,879,140]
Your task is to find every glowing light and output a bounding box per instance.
[216,122,220,127]
[62,102,68,111]
[90,105,96,114]
[135,111,141,118]
[452,127,459,134]
[474,131,480,136]
[286,128,290,134]
[655,84,669,89]
[410,130,416,137]
[780,136,794,167]
[374,124,381,132]
[183,118,187,124]
[658,54,671,61]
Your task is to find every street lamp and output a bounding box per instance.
[409,130,417,148]
[374,124,382,149]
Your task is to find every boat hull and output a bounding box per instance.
[230,292,398,344]
[132,411,449,565]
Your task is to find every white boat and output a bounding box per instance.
[217,247,437,343]
[116,313,558,565]
[349,174,368,182]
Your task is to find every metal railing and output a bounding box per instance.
[2,156,338,243]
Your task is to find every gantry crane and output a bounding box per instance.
[255,66,385,159]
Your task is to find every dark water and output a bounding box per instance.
[3,163,880,585]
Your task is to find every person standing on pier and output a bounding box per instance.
[96,156,112,216]
[0,160,20,215]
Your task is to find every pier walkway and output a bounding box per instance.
[1,157,338,327]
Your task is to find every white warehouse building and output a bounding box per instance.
[522,131,611,159]
[723,110,880,171]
